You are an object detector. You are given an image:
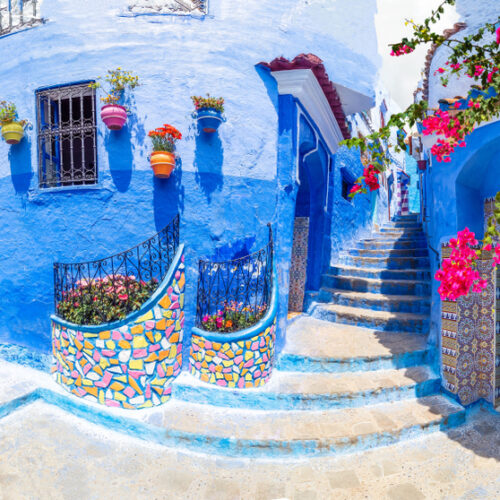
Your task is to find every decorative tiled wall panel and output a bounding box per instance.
[51,252,185,409]
[288,217,309,312]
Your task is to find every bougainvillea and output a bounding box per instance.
[201,301,267,333]
[434,228,487,300]
[148,124,182,152]
[57,275,159,325]
[340,0,500,198]
[349,163,381,198]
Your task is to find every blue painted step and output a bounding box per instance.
[172,367,441,411]
[315,288,430,314]
[322,274,431,296]
[342,255,431,270]
[349,248,429,257]
[355,240,427,250]
[280,317,431,372]
[310,303,429,333]
[327,265,431,281]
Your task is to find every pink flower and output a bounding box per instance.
[118,294,128,301]
[202,315,209,323]
[216,317,223,328]
[483,244,492,251]
[496,26,500,45]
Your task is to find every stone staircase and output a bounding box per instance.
[169,214,465,457]
[0,215,466,458]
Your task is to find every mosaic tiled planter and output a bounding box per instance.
[189,275,278,389]
[51,246,185,409]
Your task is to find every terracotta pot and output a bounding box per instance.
[150,151,175,178]
[195,108,223,133]
[101,104,127,130]
[1,122,24,144]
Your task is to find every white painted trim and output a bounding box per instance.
[271,69,345,154]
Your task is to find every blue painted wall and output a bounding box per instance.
[0,0,384,355]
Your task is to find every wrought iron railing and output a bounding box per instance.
[0,0,42,36]
[196,224,274,331]
[54,215,180,325]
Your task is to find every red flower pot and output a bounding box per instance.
[101,104,127,130]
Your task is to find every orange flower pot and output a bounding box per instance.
[150,151,175,178]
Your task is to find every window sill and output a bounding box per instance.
[27,184,110,201]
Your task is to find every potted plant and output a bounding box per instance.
[89,68,139,130]
[191,94,225,133]
[148,124,182,178]
[0,101,27,144]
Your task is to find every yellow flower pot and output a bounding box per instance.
[1,122,24,144]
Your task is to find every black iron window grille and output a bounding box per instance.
[36,82,97,189]
[127,0,207,16]
[0,0,42,37]
[196,224,274,332]
[54,214,180,325]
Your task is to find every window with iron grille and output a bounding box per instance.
[0,0,42,37]
[36,82,98,189]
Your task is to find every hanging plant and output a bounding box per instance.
[191,94,225,133]
[148,124,182,178]
[0,101,27,145]
[89,68,140,130]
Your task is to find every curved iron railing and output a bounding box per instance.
[54,214,180,325]
[196,224,274,332]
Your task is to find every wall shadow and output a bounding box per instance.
[194,130,223,202]
[106,126,133,192]
[153,158,185,232]
[8,135,33,194]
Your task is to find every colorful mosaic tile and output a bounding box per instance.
[189,319,276,389]
[51,254,185,409]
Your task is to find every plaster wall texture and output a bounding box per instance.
[421,1,500,361]
[0,0,383,354]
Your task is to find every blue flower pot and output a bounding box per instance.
[195,108,223,133]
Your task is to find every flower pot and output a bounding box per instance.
[417,159,427,171]
[150,151,175,178]
[101,104,127,130]
[1,122,24,144]
[195,108,223,133]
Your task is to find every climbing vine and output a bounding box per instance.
[341,0,500,198]
[340,0,500,301]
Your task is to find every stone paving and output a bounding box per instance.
[0,401,499,499]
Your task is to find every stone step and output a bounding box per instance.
[172,366,440,410]
[349,247,429,257]
[316,288,430,314]
[383,222,422,229]
[322,274,431,296]
[157,395,465,456]
[279,317,430,372]
[342,254,431,270]
[379,228,424,235]
[356,240,427,250]
[368,234,427,242]
[328,265,431,281]
[311,303,429,333]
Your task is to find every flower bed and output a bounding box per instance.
[57,275,159,325]
[200,302,267,333]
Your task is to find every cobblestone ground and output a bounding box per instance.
[0,401,498,500]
